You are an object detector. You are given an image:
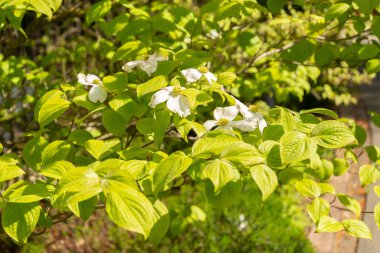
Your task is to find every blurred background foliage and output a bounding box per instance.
[2,0,380,251]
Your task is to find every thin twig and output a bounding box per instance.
[331,205,374,214]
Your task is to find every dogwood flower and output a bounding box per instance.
[77,73,107,103]
[203,106,258,132]
[235,99,267,133]
[206,29,220,40]
[122,52,168,75]
[149,86,191,117]
[181,66,217,85]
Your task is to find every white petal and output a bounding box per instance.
[235,99,250,116]
[122,60,143,72]
[204,72,217,84]
[78,73,92,86]
[203,120,217,131]
[259,118,267,133]
[231,119,258,132]
[149,53,168,62]
[181,68,202,83]
[149,89,170,108]
[166,95,191,117]
[86,74,102,84]
[216,125,234,131]
[89,86,107,103]
[140,60,158,75]
[213,106,239,121]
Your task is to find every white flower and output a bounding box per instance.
[77,73,107,103]
[206,29,220,40]
[122,52,168,76]
[203,106,257,132]
[149,86,191,117]
[181,67,217,85]
[235,99,267,133]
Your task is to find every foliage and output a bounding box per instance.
[1,0,380,247]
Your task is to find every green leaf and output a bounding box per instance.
[371,111,380,128]
[201,159,240,193]
[263,125,284,141]
[148,199,170,245]
[249,164,278,201]
[102,108,127,136]
[58,167,100,193]
[311,120,356,148]
[35,98,70,128]
[105,187,155,238]
[0,143,3,153]
[192,132,240,159]
[374,203,380,229]
[217,72,237,85]
[279,107,296,131]
[0,156,24,182]
[372,17,380,39]
[279,131,316,163]
[282,39,315,63]
[23,135,48,170]
[374,185,380,198]
[29,0,54,20]
[215,2,242,21]
[137,75,168,98]
[319,183,335,195]
[84,139,121,160]
[85,0,112,25]
[68,129,93,146]
[68,196,98,221]
[102,73,129,93]
[316,216,344,233]
[337,194,361,218]
[342,219,372,239]
[307,198,330,223]
[359,164,380,186]
[2,202,41,244]
[333,158,348,176]
[300,108,338,119]
[358,45,380,60]
[41,140,72,166]
[325,3,351,21]
[40,161,74,180]
[204,180,243,210]
[267,0,287,14]
[366,59,380,74]
[152,151,192,194]
[5,182,50,203]
[295,179,321,197]
[315,45,336,66]
[220,142,264,168]
[353,0,371,16]
[136,111,170,146]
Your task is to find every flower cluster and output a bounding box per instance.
[77,54,266,135]
[122,53,168,76]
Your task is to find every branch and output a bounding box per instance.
[331,205,374,214]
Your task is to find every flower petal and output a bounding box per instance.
[259,118,267,133]
[230,119,258,132]
[86,74,102,84]
[89,86,107,103]
[166,94,191,117]
[140,60,158,76]
[235,99,250,116]
[149,89,170,108]
[216,125,234,131]
[213,106,239,121]
[204,72,217,84]
[78,73,92,86]
[122,60,143,72]
[203,120,217,131]
[181,68,202,83]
